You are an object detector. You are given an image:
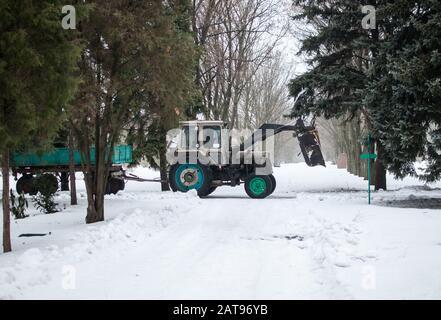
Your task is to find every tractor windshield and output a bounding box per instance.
[181,125,198,149]
[202,126,221,149]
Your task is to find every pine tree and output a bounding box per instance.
[126,0,198,192]
[0,0,81,252]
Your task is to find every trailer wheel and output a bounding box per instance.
[16,175,37,195]
[60,172,69,191]
[106,177,125,195]
[172,163,212,195]
[269,174,276,194]
[244,175,273,199]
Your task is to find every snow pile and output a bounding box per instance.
[0,203,184,299]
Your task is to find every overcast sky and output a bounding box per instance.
[275,0,308,76]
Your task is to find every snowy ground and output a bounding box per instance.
[1,163,441,300]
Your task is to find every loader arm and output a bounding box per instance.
[239,120,326,167]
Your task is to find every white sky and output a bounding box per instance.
[274,0,308,76]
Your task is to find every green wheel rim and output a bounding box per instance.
[175,164,204,191]
[249,177,267,196]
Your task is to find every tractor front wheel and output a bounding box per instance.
[269,174,276,194]
[244,175,273,199]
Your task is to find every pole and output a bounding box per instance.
[368,133,371,205]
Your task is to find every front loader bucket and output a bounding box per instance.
[297,128,326,167]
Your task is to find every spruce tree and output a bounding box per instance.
[289,0,441,187]
[366,1,441,182]
[0,0,80,252]
[126,0,197,192]
[289,0,384,187]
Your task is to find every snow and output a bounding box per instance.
[1,163,441,299]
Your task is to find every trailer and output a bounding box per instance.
[11,145,134,195]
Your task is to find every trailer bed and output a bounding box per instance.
[12,145,132,168]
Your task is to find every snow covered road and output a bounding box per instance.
[1,164,441,299]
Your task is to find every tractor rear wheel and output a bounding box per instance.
[244,175,273,199]
[171,163,213,196]
[168,164,179,192]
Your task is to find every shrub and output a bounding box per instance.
[32,174,59,214]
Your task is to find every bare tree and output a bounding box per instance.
[192,0,288,127]
[317,115,368,179]
[238,51,299,164]
[239,51,291,129]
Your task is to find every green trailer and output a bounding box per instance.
[11,145,133,195]
[12,145,132,167]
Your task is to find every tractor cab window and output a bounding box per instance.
[201,126,221,149]
[181,125,198,149]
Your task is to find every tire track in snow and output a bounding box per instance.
[288,208,368,299]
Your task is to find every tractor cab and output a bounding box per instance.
[173,120,226,165]
[179,120,223,149]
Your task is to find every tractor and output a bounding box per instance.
[168,119,325,198]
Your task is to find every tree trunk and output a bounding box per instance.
[84,172,106,224]
[375,142,387,191]
[84,172,98,223]
[2,148,12,253]
[68,133,77,205]
[60,172,69,191]
[85,136,107,223]
[93,192,105,222]
[159,156,170,192]
[159,131,170,192]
